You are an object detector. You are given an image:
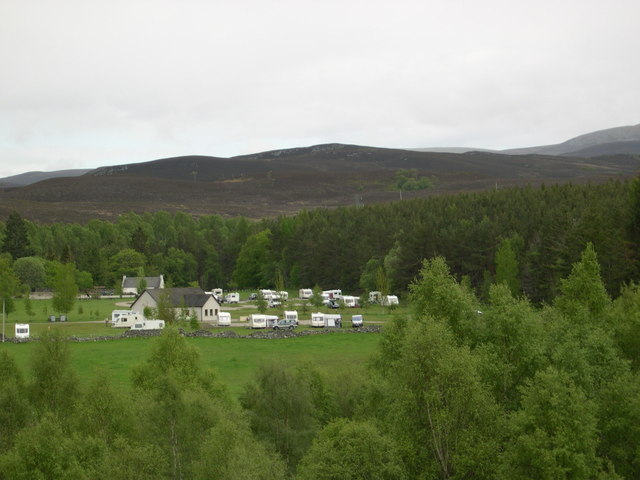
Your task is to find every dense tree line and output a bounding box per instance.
[0,179,638,305]
[2,245,640,478]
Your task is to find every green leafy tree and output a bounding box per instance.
[0,255,19,318]
[12,256,46,291]
[191,416,287,480]
[52,263,78,315]
[310,285,323,309]
[155,291,177,323]
[409,256,481,344]
[359,257,381,292]
[1,211,32,259]
[497,368,602,480]
[0,351,31,451]
[380,318,502,479]
[476,284,545,409]
[495,236,521,296]
[28,329,79,415]
[108,248,146,285]
[0,414,93,479]
[254,291,268,314]
[554,242,611,322]
[296,419,408,480]
[233,230,273,288]
[240,362,318,471]
[131,328,230,480]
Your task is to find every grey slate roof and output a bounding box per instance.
[144,287,215,308]
[123,276,163,289]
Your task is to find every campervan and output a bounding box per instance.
[211,288,224,300]
[351,315,364,327]
[298,288,313,299]
[218,312,231,326]
[112,313,145,328]
[224,292,239,304]
[278,291,288,301]
[130,320,165,330]
[343,296,360,308]
[14,323,29,339]
[249,314,279,329]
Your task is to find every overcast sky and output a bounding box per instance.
[0,0,638,178]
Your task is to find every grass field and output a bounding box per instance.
[1,296,402,397]
[0,331,382,398]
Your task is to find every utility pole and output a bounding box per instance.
[2,299,5,343]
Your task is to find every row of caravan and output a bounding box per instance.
[247,311,363,329]
[298,289,399,306]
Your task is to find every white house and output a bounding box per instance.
[130,287,221,322]
[122,275,165,296]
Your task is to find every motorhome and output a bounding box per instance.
[218,312,231,326]
[322,289,342,300]
[224,292,239,303]
[298,288,313,299]
[111,310,135,324]
[249,314,279,329]
[112,313,145,328]
[14,323,29,339]
[343,296,360,308]
[278,291,288,301]
[130,320,165,330]
[211,288,224,300]
[351,315,364,327]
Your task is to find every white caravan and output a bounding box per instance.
[283,310,298,324]
[322,289,342,300]
[311,312,325,328]
[130,320,165,330]
[14,323,30,339]
[383,295,399,306]
[298,288,313,299]
[112,313,145,328]
[342,296,360,308]
[278,291,289,301]
[249,314,279,329]
[218,312,231,326]
[311,312,342,328]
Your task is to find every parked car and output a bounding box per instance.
[248,293,258,300]
[273,318,298,330]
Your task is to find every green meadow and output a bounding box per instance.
[1,296,399,397]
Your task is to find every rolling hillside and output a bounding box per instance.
[1,143,638,223]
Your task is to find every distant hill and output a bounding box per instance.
[502,123,640,156]
[1,143,639,223]
[0,169,91,187]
